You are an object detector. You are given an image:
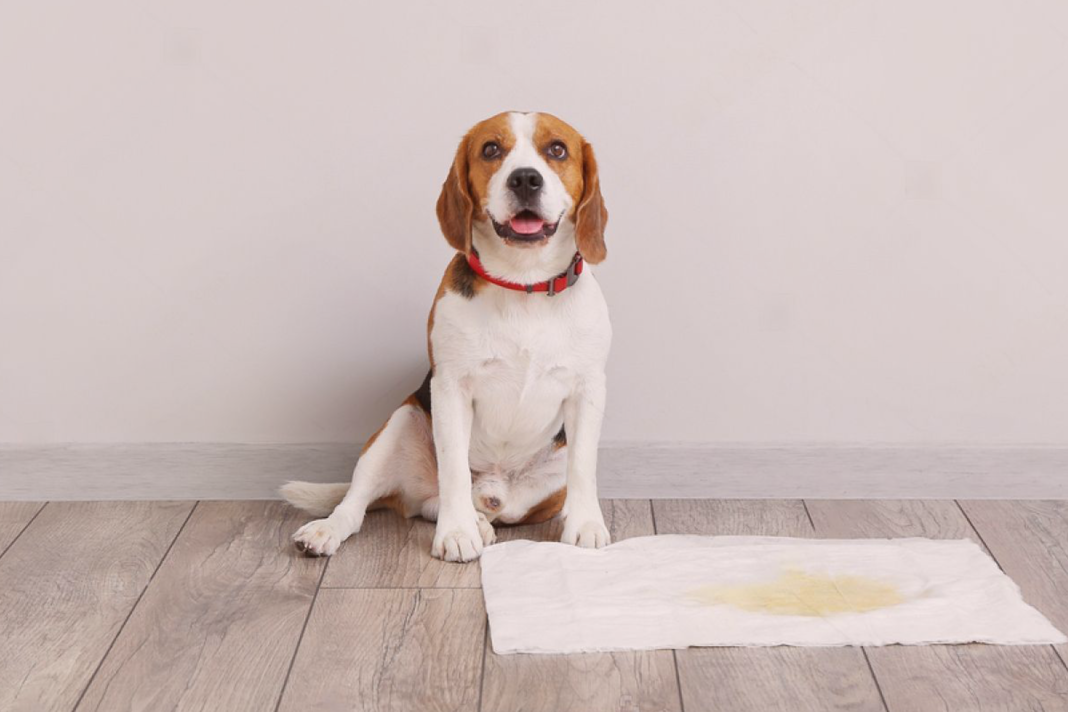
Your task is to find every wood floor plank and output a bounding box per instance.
[278,588,486,712]
[652,499,886,712]
[77,501,325,712]
[0,501,194,712]
[957,501,1068,631]
[0,501,45,553]
[805,499,985,547]
[960,500,1068,664]
[322,510,481,588]
[652,498,812,538]
[807,500,1068,712]
[482,500,682,712]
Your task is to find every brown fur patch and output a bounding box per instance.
[535,113,607,263]
[437,112,515,253]
[368,493,407,516]
[517,487,567,525]
[407,370,433,414]
[533,113,587,215]
[574,140,608,263]
[461,112,515,222]
[437,139,473,252]
[447,253,481,299]
[427,254,485,365]
[360,418,389,455]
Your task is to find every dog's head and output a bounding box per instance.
[436,112,608,272]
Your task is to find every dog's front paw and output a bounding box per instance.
[432,515,485,562]
[293,518,343,557]
[561,517,611,549]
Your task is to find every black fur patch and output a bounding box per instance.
[553,425,567,448]
[449,255,479,299]
[412,369,433,413]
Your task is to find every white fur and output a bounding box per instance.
[286,112,611,562]
[428,273,611,559]
[278,481,350,517]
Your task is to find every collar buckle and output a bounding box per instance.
[564,255,582,288]
[546,256,581,297]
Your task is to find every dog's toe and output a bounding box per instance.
[432,521,484,563]
[476,512,496,546]
[562,519,611,549]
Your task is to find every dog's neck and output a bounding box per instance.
[470,221,579,286]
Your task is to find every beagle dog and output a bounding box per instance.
[281,111,610,562]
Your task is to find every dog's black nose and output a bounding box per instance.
[507,168,543,200]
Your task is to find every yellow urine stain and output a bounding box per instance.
[690,569,904,617]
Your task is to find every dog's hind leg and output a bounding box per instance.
[289,401,436,556]
[420,496,440,521]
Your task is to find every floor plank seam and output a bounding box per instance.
[860,648,891,712]
[671,649,686,712]
[273,556,331,712]
[319,584,483,590]
[953,500,1002,570]
[651,501,688,711]
[800,500,816,531]
[0,501,47,562]
[71,500,200,712]
[476,620,489,712]
[1053,646,1068,674]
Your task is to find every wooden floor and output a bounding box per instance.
[1,500,1067,711]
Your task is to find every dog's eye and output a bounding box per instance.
[482,142,501,159]
[547,141,568,160]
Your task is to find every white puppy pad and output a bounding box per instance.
[480,535,1065,654]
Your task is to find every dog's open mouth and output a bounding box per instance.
[490,210,560,243]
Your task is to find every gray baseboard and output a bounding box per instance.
[1,442,1066,501]
[598,444,1068,499]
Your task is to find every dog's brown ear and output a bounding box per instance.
[436,137,473,253]
[575,141,608,264]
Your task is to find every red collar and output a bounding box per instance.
[466,250,584,296]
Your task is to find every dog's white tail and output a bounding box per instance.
[279,481,350,517]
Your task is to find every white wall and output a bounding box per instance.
[2,0,1067,445]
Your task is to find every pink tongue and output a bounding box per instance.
[509,215,545,235]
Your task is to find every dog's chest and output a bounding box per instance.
[432,278,610,465]
[465,298,589,411]
[471,317,577,418]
